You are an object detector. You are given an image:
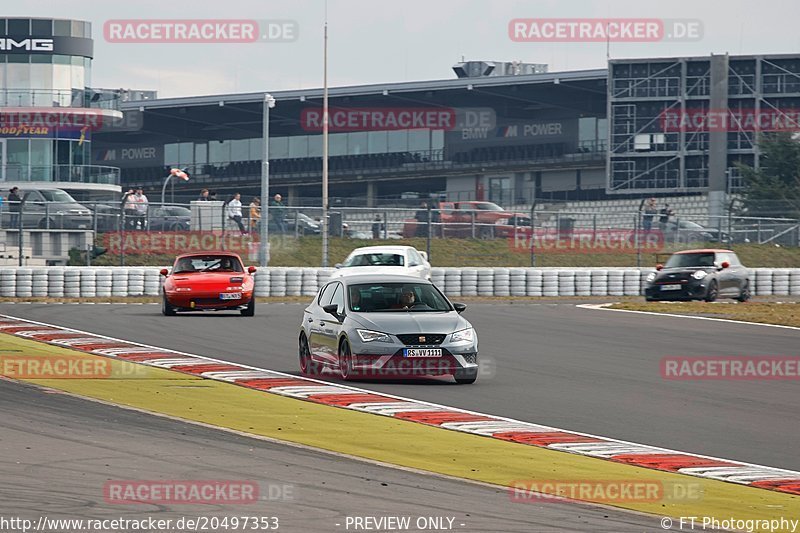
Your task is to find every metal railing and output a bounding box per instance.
[0,88,121,110]
[2,164,120,185]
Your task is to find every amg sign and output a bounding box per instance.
[0,38,54,51]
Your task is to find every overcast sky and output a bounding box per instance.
[11,0,800,98]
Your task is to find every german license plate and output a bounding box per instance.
[660,284,681,291]
[404,348,442,358]
[220,292,242,300]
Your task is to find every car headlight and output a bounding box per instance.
[646,272,657,282]
[691,270,708,280]
[451,327,474,343]
[356,329,391,343]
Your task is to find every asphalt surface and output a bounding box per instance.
[1,301,798,471]
[0,378,661,533]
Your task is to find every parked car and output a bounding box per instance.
[644,249,750,302]
[282,212,321,235]
[149,206,191,231]
[14,189,93,230]
[298,274,479,383]
[402,201,531,239]
[661,220,729,244]
[330,245,431,280]
[160,252,257,316]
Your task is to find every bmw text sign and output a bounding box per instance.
[0,36,93,57]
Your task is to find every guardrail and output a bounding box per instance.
[0,267,798,298]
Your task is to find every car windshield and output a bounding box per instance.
[164,207,190,216]
[38,190,76,202]
[348,282,451,312]
[342,252,405,267]
[173,255,243,273]
[473,202,504,211]
[665,253,716,268]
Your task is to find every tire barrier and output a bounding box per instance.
[0,267,799,298]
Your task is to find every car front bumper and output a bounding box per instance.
[644,280,711,300]
[167,290,253,311]
[347,337,478,378]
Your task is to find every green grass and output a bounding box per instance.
[610,301,800,328]
[84,236,800,268]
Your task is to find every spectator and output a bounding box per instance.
[133,187,149,230]
[270,193,287,234]
[371,215,384,239]
[226,193,247,234]
[208,190,218,201]
[197,188,210,201]
[8,187,21,229]
[415,201,429,237]
[122,189,137,230]
[659,203,674,230]
[642,198,657,232]
[249,197,261,233]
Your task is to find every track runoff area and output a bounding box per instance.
[1,306,799,533]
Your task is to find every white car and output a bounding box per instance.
[331,246,431,280]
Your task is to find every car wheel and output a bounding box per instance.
[298,334,318,375]
[38,218,54,229]
[240,298,255,316]
[161,293,176,316]
[479,226,494,240]
[704,281,719,302]
[338,339,353,380]
[736,280,751,302]
[454,368,478,384]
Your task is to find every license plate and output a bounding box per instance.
[220,292,242,300]
[660,284,681,291]
[404,348,442,358]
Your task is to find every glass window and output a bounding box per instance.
[164,143,179,166]
[8,19,30,34]
[195,143,207,165]
[598,118,608,140]
[367,131,387,154]
[29,63,53,106]
[0,20,6,34]
[31,19,53,36]
[329,283,345,312]
[230,139,250,161]
[317,282,337,305]
[249,138,262,160]
[71,20,85,37]
[329,133,347,156]
[55,140,71,165]
[270,136,288,159]
[6,60,30,106]
[29,139,52,180]
[178,142,193,165]
[307,134,323,157]
[53,20,71,37]
[83,22,92,38]
[52,56,71,106]
[288,136,308,158]
[408,130,430,152]
[6,139,28,165]
[432,130,444,151]
[348,132,368,155]
[72,140,87,165]
[209,140,230,163]
[71,56,84,90]
[387,130,408,152]
[83,58,92,87]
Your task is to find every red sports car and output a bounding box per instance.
[160,252,257,316]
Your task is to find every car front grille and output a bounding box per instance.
[397,333,446,346]
[462,353,477,364]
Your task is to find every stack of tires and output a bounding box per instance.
[772,269,790,296]
[64,269,81,298]
[444,268,462,298]
[526,269,543,296]
[95,268,113,297]
[558,269,575,296]
[791,270,800,296]
[301,268,318,296]
[47,268,65,298]
[591,270,608,296]
[317,268,334,288]
[127,269,145,297]
[254,269,270,297]
[574,270,592,296]
[509,268,526,297]
[608,269,625,296]
[461,269,478,296]
[624,269,641,296]
[477,268,494,296]
[430,268,446,289]
[494,268,510,297]
[286,268,302,296]
[144,269,161,296]
[0,268,15,297]
[80,269,97,298]
[755,269,773,296]
[542,270,559,297]
[111,268,129,298]
[271,268,287,297]
[32,268,49,297]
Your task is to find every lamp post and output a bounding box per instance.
[321,17,330,267]
[161,167,189,205]
[260,93,276,267]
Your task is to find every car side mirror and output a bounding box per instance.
[248,266,257,274]
[418,251,428,261]
[453,302,467,313]
[655,264,664,271]
[334,263,342,269]
[322,304,342,319]
[720,261,730,269]
[160,268,169,276]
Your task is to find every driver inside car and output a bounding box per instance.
[393,290,416,309]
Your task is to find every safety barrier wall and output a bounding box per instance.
[0,267,799,298]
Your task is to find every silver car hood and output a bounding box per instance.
[348,311,468,334]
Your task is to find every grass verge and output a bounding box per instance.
[609,301,800,328]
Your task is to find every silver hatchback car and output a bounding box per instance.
[298,273,479,384]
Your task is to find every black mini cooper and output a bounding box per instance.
[644,249,751,302]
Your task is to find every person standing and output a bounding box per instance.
[372,214,384,239]
[197,188,210,201]
[249,197,261,233]
[133,187,149,230]
[659,203,674,231]
[270,193,287,234]
[8,187,21,229]
[226,192,246,234]
[642,198,657,232]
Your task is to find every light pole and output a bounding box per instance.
[321,16,329,267]
[260,93,276,267]
[161,168,189,205]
